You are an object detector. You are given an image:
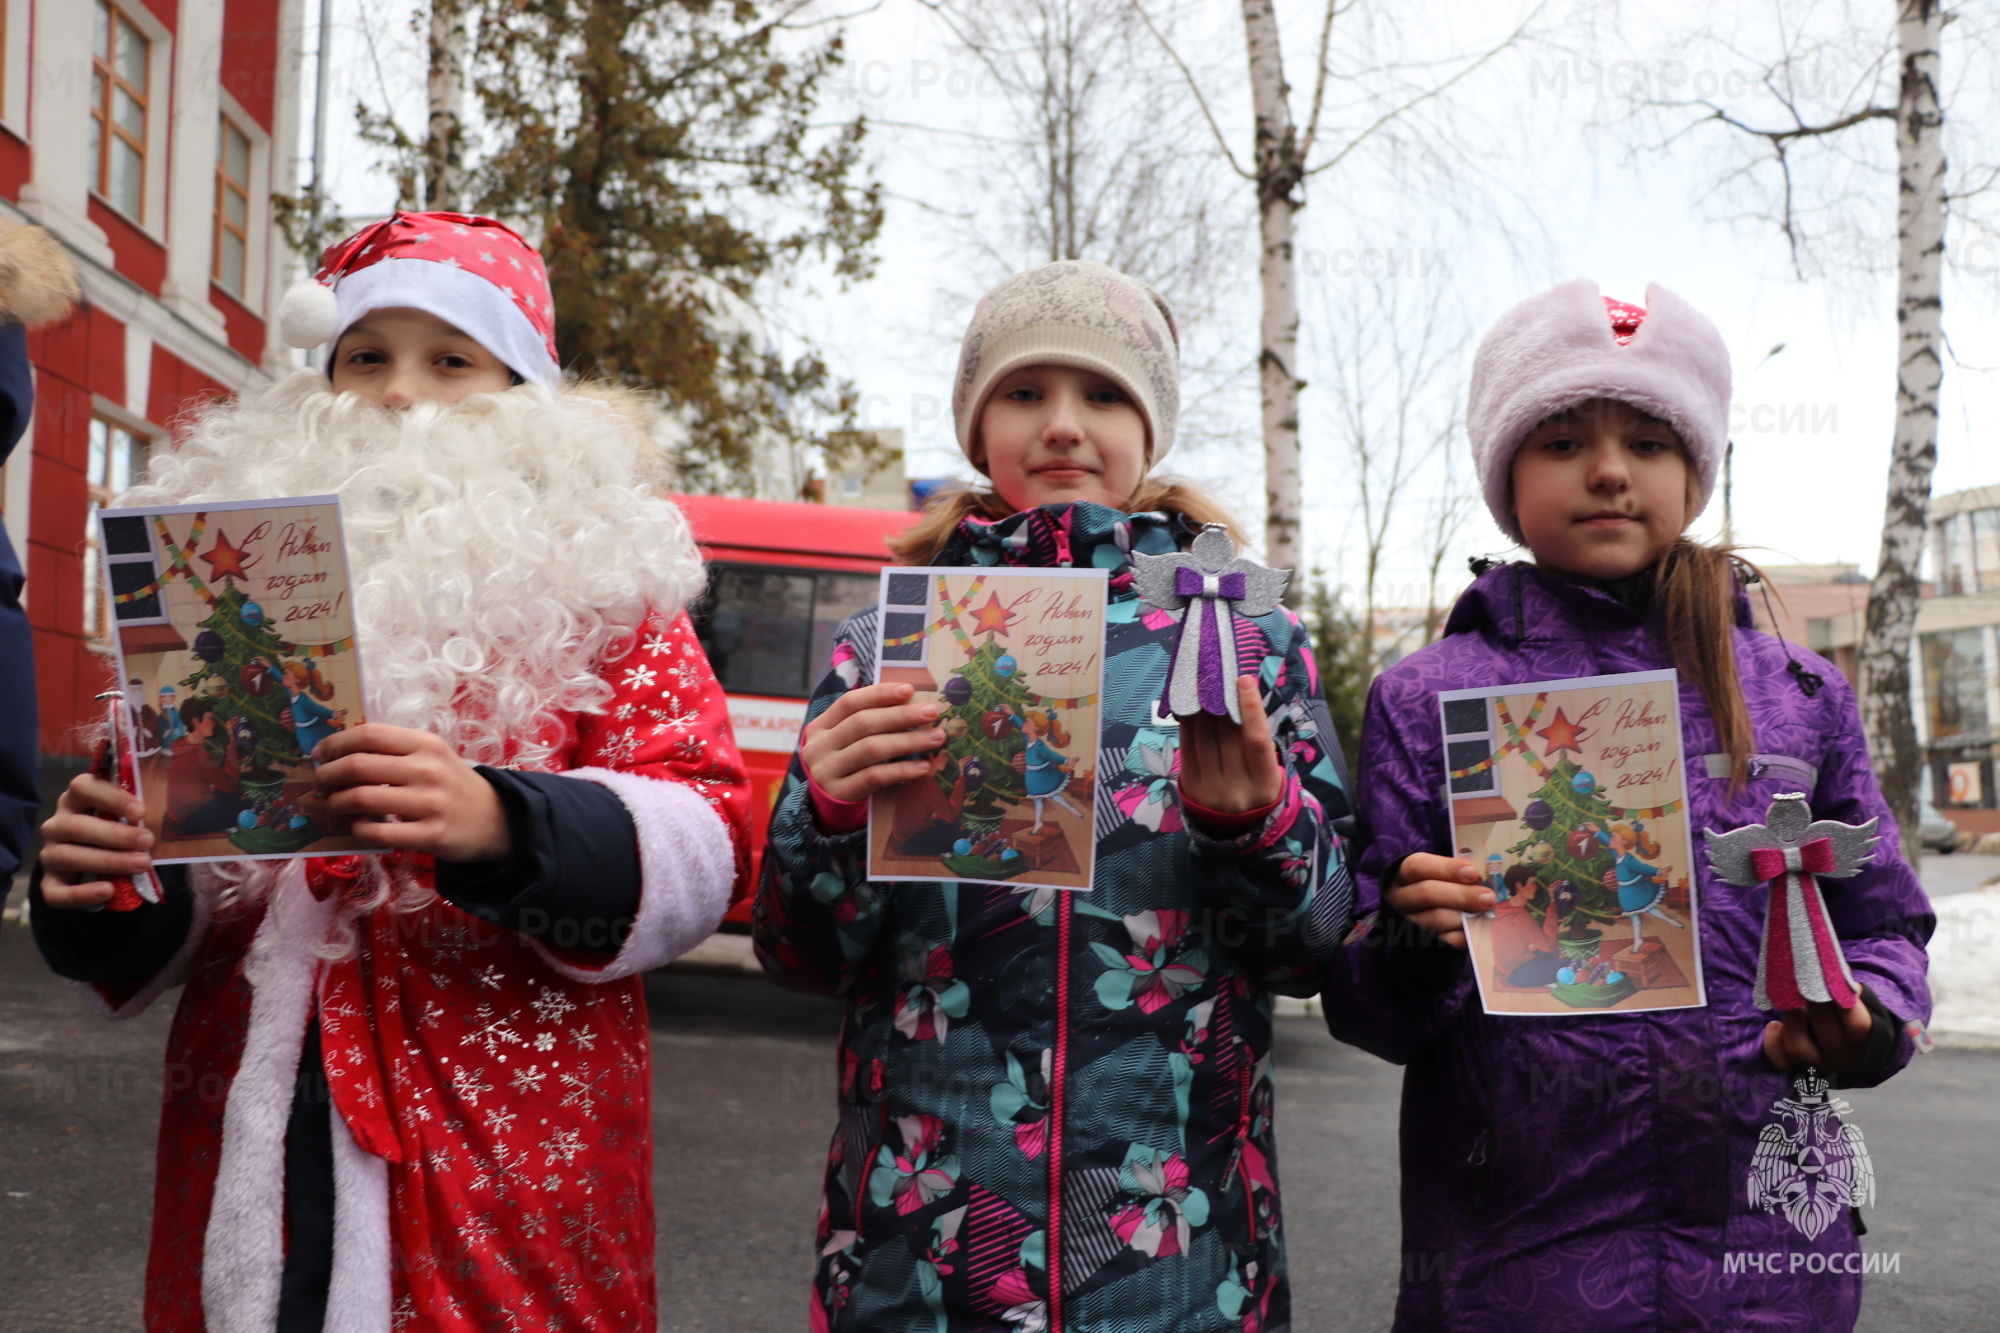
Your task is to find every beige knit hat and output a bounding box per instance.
[952,260,1181,466]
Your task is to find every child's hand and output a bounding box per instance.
[1383,853,1494,949]
[37,774,153,909]
[799,682,945,804]
[1178,676,1284,814]
[313,724,509,863]
[1763,1001,1874,1075]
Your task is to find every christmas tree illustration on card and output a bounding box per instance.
[98,495,375,864]
[870,568,1107,892]
[1440,671,1704,1016]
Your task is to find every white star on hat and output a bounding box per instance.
[500,285,516,299]
[478,251,496,265]
[508,256,522,270]
[411,232,433,244]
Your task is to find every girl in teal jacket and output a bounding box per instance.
[754,261,1355,1333]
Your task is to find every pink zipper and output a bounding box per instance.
[1048,891,1072,1329]
[856,1057,887,1243]
[1235,1062,1256,1239]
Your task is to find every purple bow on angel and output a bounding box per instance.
[1129,525,1290,722]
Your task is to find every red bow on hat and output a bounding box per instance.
[1603,296,1647,345]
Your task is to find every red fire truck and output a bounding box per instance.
[676,495,919,923]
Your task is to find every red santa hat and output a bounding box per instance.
[278,211,561,389]
[1468,280,1732,543]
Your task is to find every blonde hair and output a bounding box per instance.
[1024,708,1071,749]
[887,476,1241,565]
[1610,822,1661,860]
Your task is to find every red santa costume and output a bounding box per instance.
[42,215,749,1333]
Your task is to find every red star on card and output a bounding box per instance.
[1535,707,1587,757]
[969,593,1018,637]
[201,529,253,581]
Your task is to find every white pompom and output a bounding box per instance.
[278,279,342,348]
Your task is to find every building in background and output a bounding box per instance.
[0,0,303,793]
[1750,562,1873,683]
[817,427,908,509]
[1792,483,2000,837]
[1919,485,2000,833]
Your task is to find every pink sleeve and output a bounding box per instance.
[808,776,869,835]
[1180,791,1279,839]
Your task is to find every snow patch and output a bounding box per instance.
[1927,885,2000,1048]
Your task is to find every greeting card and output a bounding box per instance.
[868,567,1108,891]
[97,494,376,863]
[1439,669,1706,1015]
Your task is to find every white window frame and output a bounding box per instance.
[1442,695,1502,804]
[212,91,271,305]
[88,0,173,238]
[0,0,30,137]
[82,397,164,649]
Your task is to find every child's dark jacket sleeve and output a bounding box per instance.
[1321,671,1477,1064]
[1182,612,1357,996]
[753,619,886,999]
[0,323,36,905]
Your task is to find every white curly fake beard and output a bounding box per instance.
[117,373,704,927]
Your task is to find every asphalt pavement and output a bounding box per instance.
[4,918,1999,1331]
[1918,851,2000,898]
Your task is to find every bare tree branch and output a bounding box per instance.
[1305,3,1543,180]
[1127,0,1253,179]
[1296,0,1344,161]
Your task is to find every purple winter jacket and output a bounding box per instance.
[1323,563,1933,1333]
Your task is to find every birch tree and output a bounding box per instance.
[1136,0,1542,584]
[1629,0,1987,861]
[1871,1,1947,865]
[424,0,470,211]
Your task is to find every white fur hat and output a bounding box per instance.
[1468,279,1731,542]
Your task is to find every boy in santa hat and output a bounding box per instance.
[34,211,751,1333]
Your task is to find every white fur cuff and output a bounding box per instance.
[530,768,734,982]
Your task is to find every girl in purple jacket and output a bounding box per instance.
[1323,282,1933,1331]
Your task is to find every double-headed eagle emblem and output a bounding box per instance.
[1747,1067,1875,1241]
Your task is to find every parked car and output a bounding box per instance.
[1918,799,1959,855]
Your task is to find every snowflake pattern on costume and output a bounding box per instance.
[133,608,753,1333]
[531,987,578,1025]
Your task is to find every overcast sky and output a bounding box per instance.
[310,0,2000,607]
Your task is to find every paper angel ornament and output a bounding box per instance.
[1703,792,1878,1011]
[94,689,163,912]
[1129,524,1290,722]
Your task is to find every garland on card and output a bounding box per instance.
[128,512,355,658]
[879,574,989,648]
[1492,692,1682,817]
[149,514,220,606]
[937,573,1098,709]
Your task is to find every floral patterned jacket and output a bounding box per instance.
[754,502,1356,1333]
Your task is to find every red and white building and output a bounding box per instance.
[0,0,304,785]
